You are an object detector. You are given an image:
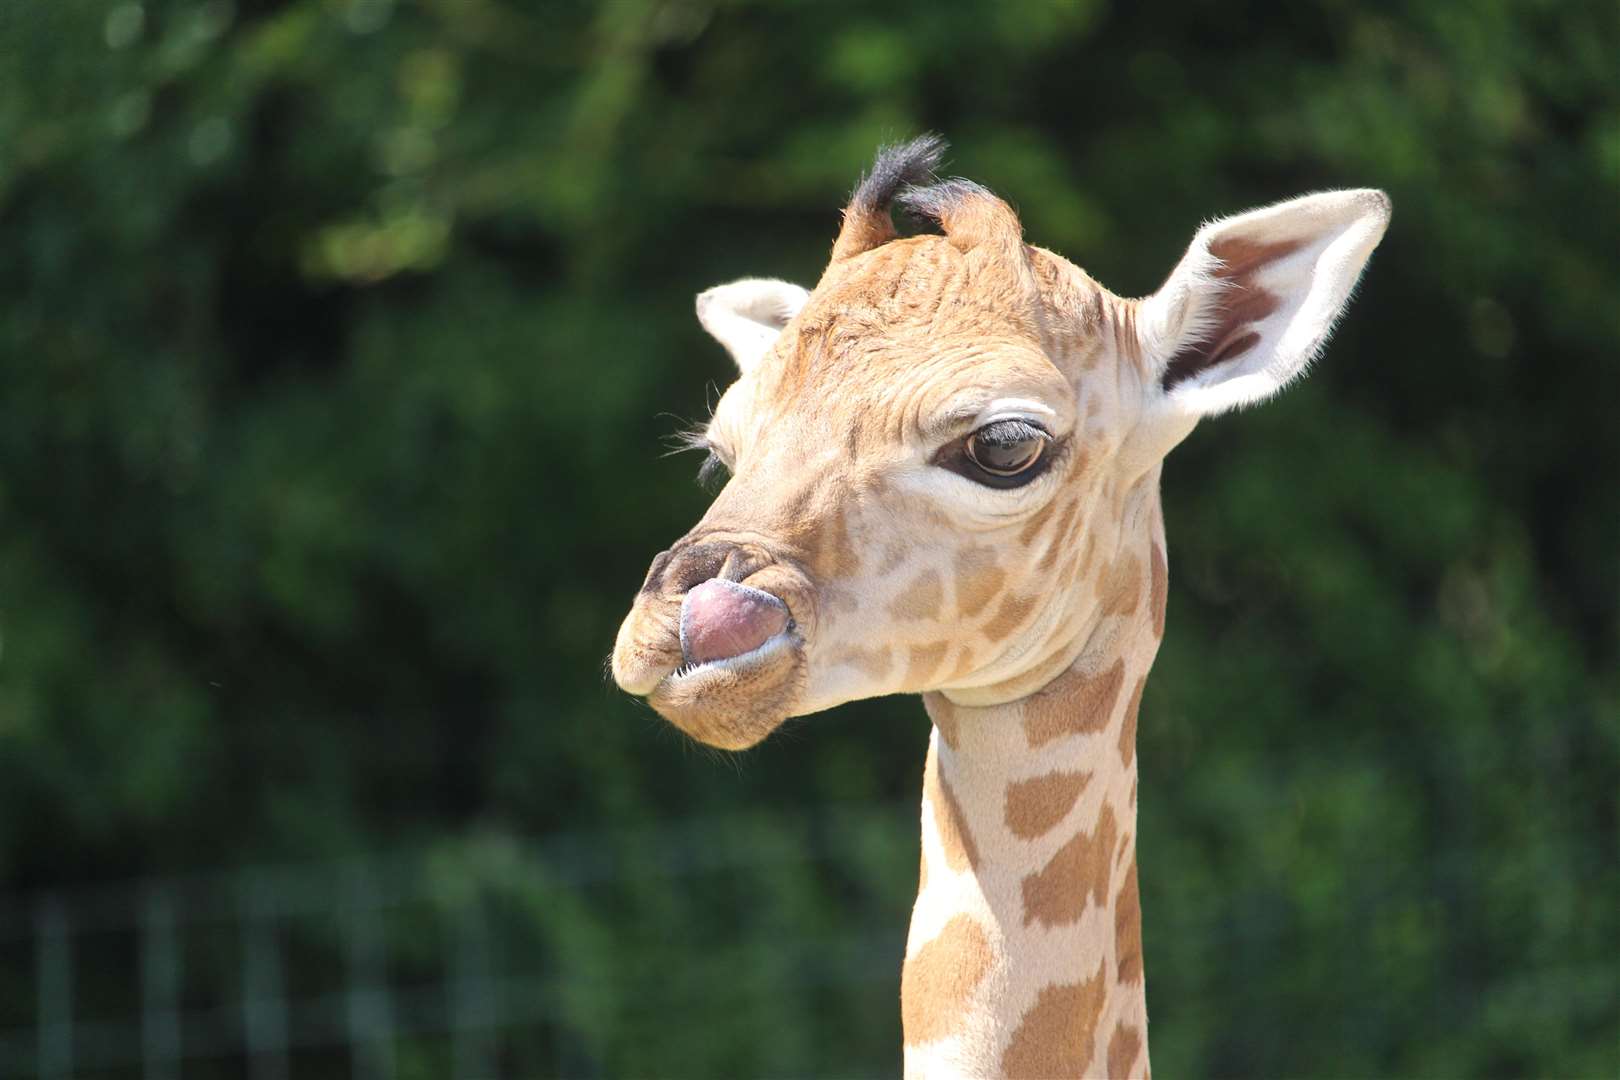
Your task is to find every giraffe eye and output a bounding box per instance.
[935,419,1054,489]
[697,450,731,489]
[966,420,1048,476]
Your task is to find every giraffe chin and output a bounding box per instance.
[645,629,806,750]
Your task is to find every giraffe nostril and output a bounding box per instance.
[680,579,790,665]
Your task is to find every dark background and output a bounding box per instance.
[1,1,1616,1076]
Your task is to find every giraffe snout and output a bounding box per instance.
[680,579,791,665]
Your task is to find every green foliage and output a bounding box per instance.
[1,0,1616,1075]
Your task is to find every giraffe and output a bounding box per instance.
[611,136,1389,1077]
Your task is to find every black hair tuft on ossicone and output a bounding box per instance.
[849,134,948,219]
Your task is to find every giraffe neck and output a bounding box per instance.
[901,503,1163,1078]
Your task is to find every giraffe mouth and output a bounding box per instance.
[643,620,808,750]
[667,619,800,684]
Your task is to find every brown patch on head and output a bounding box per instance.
[954,546,1006,618]
[901,914,993,1046]
[828,507,861,578]
[1004,770,1091,839]
[1017,499,1058,547]
[1023,659,1126,748]
[999,969,1107,1079]
[1051,498,1083,544]
[879,540,911,575]
[830,644,894,682]
[1021,804,1117,927]
[980,592,1036,644]
[1107,1020,1144,1079]
[925,745,979,871]
[1118,674,1146,769]
[1100,553,1143,617]
[1037,500,1082,572]
[888,569,943,622]
[906,641,949,686]
[1149,543,1168,639]
[1079,532,1099,580]
[1115,852,1143,985]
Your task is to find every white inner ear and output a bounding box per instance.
[1138,189,1391,419]
[695,278,810,374]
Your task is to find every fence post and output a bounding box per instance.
[242,875,290,1080]
[451,897,498,1080]
[35,896,72,1080]
[141,883,181,1080]
[345,862,396,1080]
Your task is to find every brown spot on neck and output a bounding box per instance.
[1119,674,1146,769]
[1021,803,1117,927]
[901,914,993,1046]
[1149,542,1168,639]
[1107,1019,1145,1079]
[1023,659,1126,748]
[1000,969,1108,1079]
[925,743,979,871]
[1115,851,1143,985]
[1004,770,1091,839]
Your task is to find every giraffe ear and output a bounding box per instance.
[695,278,810,374]
[1137,189,1390,419]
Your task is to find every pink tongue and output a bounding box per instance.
[681,579,789,664]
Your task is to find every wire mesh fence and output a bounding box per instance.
[0,804,919,1079]
[6,799,1613,1078]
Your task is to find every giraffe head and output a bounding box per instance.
[613,137,1388,749]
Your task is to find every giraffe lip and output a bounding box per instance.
[664,622,800,686]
